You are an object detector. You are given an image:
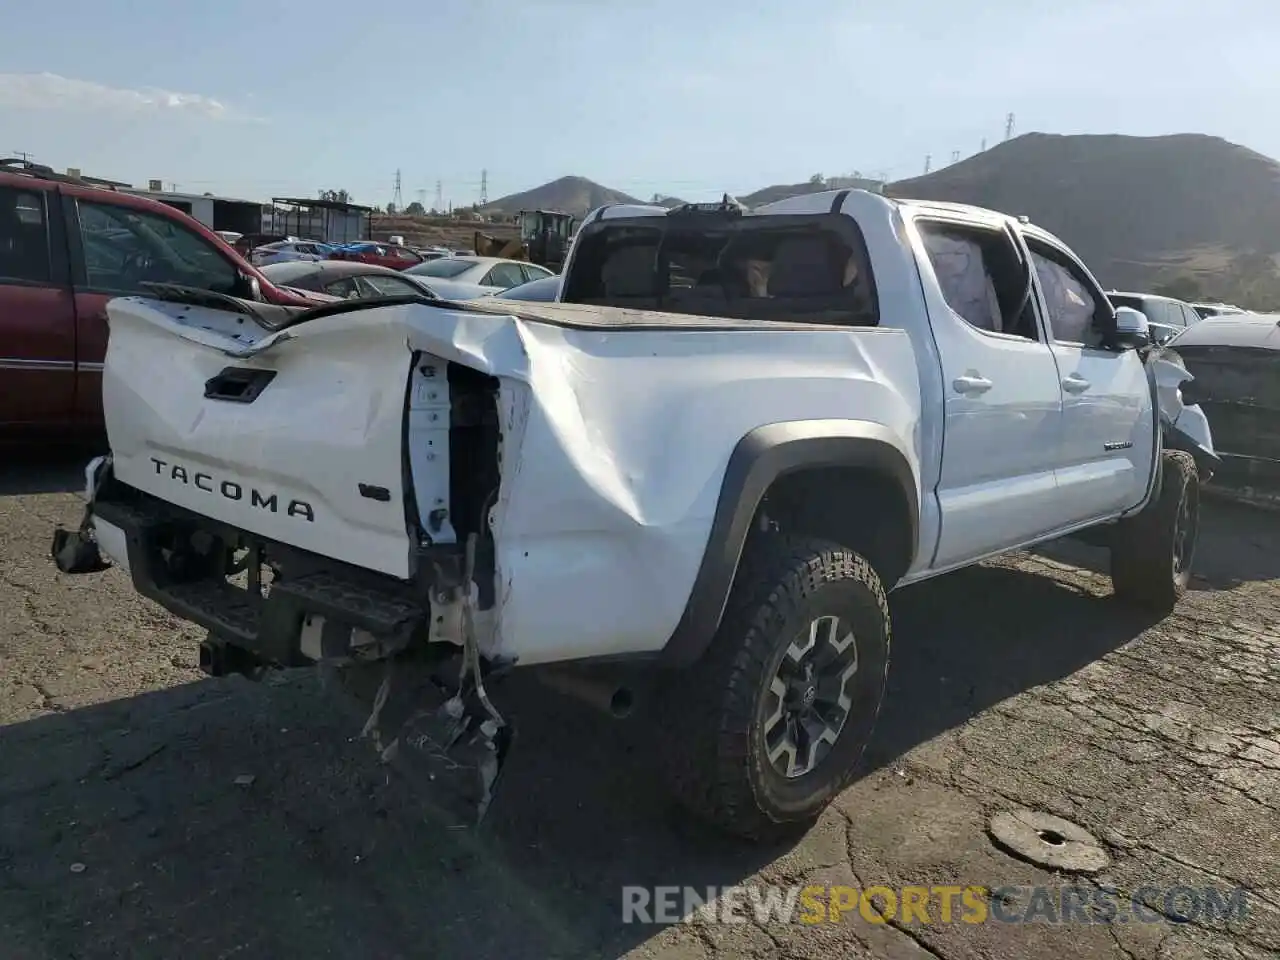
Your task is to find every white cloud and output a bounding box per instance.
[0,72,261,121]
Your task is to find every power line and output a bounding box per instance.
[11,150,34,163]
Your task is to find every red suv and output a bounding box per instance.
[0,160,320,441]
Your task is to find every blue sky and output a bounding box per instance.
[2,0,1276,210]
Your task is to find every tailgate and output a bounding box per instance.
[102,297,425,578]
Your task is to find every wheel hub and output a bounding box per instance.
[761,615,859,780]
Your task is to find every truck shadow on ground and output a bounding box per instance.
[1028,496,1280,593]
[0,545,1196,960]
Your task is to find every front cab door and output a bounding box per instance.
[1023,233,1154,526]
[0,180,76,430]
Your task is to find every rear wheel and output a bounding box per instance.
[1110,450,1199,613]
[662,536,891,841]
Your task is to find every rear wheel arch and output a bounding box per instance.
[659,421,919,668]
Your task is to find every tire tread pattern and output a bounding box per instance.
[1110,449,1197,613]
[663,534,891,841]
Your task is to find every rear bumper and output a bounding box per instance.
[90,466,457,668]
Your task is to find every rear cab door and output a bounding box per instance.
[1020,228,1155,525]
[61,190,250,426]
[0,177,77,429]
[909,211,1070,569]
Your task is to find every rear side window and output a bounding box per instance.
[917,221,1040,341]
[0,186,53,283]
[563,214,878,324]
[76,201,239,295]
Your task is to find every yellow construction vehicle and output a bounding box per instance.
[473,209,576,270]
[473,230,526,260]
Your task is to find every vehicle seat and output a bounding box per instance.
[600,245,659,297]
[767,237,844,297]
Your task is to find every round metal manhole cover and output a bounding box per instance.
[987,810,1110,874]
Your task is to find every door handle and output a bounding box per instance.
[1062,374,1091,393]
[952,374,993,395]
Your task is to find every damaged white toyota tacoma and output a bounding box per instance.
[52,189,1217,840]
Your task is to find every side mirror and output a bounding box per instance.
[1112,307,1151,350]
[238,272,263,302]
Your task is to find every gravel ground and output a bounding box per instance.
[1,455,1278,960]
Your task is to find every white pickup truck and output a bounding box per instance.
[52,189,1217,841]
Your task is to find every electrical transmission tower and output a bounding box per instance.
[924,155,932,174]
[435,180,443,211]
[479,169,488,206]
[981,137,987,152]
[391,169,403,210]
[950,150,960,164]
[1005,113,1015,141]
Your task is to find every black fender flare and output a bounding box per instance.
[658,420,919,668]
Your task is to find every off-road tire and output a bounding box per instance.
[1109,450,1199,613]
[661,535,891,842]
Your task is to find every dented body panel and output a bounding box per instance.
[100,294,922,666]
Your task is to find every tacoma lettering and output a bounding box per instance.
[148,456,314,522]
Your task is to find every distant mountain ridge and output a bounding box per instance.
[479,134,1280,306]
[887,132,1280,297]
[478,175,642,216]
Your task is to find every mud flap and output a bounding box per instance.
[51,526,108,574]
[51,457,111,574]
[349,659,513,827]
[349,534,512,827]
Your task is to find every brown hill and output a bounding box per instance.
[479,175,642,217]
[887,132,1280,304]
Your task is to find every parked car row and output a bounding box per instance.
[1102,289,1277,510]
[256,255,558,305]
[1105,290,1205,345]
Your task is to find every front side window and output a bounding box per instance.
[77,201,239,295]
[0,186,53,283]
[1025,239,1109,348]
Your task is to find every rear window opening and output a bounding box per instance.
[561,212,879,326]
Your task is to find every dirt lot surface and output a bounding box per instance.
[2,455,1278,960]
[369,215,518,251]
